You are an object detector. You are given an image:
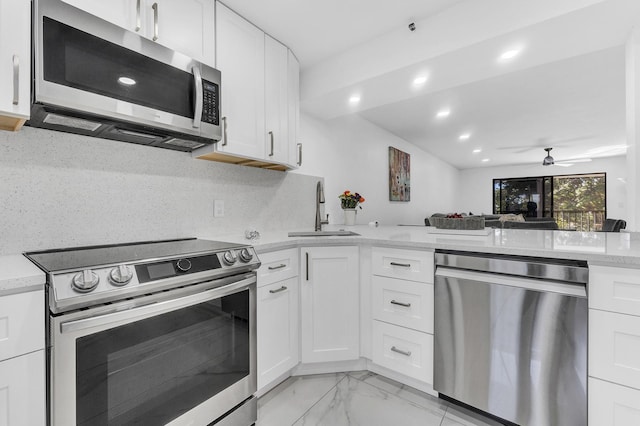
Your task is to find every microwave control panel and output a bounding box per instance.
[202,80,219,125]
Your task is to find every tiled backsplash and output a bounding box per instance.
[0,128,319,254]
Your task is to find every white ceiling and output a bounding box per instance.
[218,0,465,68]
[220,0,640,170]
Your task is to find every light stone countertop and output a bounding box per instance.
[205,225,640,268]
[0,254,46,296]
[5,226,640,296]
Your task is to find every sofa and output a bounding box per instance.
[425,214,559,230]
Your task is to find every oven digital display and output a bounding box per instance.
[147,262,176,280]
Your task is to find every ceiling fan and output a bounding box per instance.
[540,147,594,167]
[497,135,594,154]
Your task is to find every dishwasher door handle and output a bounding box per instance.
[435,267,586,298]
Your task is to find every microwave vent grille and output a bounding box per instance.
[43,113,102,132]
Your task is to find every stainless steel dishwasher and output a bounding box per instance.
[434,251,588,426]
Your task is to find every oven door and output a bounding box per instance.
[49,275,256,426]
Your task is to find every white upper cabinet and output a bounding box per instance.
[288,50,301,167]
[60,0,215,66]
[214,2,266,159]
[265,35,289,164]
[195,1,300,171]
[143,0,214,66]
[0,0,31,131]
[61,0,141,32]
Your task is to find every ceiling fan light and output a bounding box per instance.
[542,147,554,166]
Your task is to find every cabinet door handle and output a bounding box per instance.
[268,131,274,156]
[268,264,287,271]
[12,55,19,105]
[152,3,159,41]
[135,0,141,31]
[221,117,228,146]
[390,262,411,268]
[297,143,302,166]
[269,286,288,294]
[390,300,411,308]
[305,252,309,281]
[390,346,411,357]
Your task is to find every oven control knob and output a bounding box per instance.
[222,250,238,265]
[72,269,100,293]
[239,248,253,263]
[177,258,192,272]
[109,264,133,286]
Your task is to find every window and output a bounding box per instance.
[493,173,606,231]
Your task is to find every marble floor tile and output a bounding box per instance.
[291,375,447,426]
[347,371,448,412]
[257,373,346,426]
[442,403,505,426]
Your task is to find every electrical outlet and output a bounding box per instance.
[214,200,225,217]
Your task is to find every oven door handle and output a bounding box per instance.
[60,277,253,334]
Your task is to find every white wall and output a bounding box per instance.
[0,128,320,255]
[457,156,628,219]
[295,113,460,225]
[626,28,640,231]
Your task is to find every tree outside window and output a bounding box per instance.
[493,173,606,231]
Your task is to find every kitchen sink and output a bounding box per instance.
[288,230,361,237]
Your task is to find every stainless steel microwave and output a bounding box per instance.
[29,0,221,151]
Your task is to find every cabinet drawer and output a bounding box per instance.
[372,276,433,333]
[589,377,640,426]
[257,248,298,286]
[371,320,433,384]
[372,247,433,283]
[590,265,640,316]
[0,290,44,362]
[590,309,640,390]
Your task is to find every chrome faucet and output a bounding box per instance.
[315,181,329,231]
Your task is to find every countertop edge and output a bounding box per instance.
[0,255,46,296]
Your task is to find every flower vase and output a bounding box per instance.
[343,208,357,226]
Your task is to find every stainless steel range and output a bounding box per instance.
[25,238,260,426]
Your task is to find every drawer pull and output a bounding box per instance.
[390,262,411,268]
[268,263,287,271]
[390,300,411,308]
[391,346,411,356]
[269,286,288,294]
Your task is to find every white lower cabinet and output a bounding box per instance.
[589,309,640,389]
[256,249,299,392]
[589,264,640,424]
[369,247,434,387]
[589,378,640,426]
[372,276,433,333]
[300,246,359,363]
[0,349,45,426]
[257,277,299,390]
[0,288,45,426]
[371,320,433,383]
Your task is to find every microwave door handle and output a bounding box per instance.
[192,66,203,128]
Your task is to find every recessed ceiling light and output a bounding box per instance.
[481,158,490,162]
[436,109,450,119]
[118,76,136,86]
[498,48,522,62]
[473,149,482,153]
[413,75,428,86]
[459,133,471,141]
[349,95,361,104]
